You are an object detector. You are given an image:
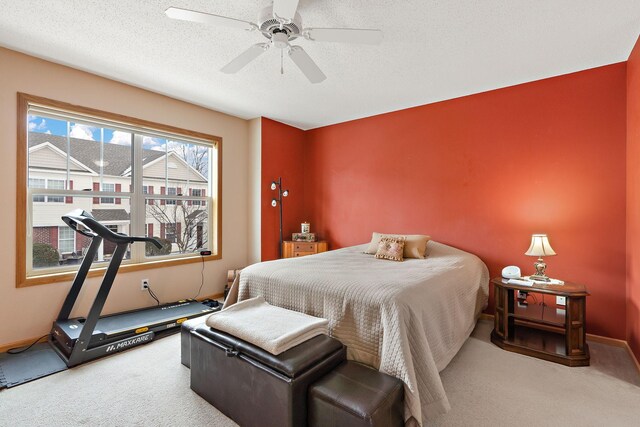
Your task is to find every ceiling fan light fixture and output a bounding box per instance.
[272,32,289,49]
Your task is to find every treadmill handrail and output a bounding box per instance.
[62,209,162,248]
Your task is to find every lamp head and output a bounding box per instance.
[270,182,277,190]
[282,190,289,197]
[271,199,277,207]
[525,234,556,257]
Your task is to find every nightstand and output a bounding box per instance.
[490,277,590,366]
[282,241,328,258]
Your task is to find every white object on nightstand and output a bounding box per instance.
[507,278,533,287]
[501,266,521,279]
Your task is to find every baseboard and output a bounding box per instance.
[478,312,640,376]
[0,335,49,353]
[204,292,224,301]
[624,343,640,376]
[0,293,225,354]
[585,333,627,347]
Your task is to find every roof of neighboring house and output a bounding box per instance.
[28,132,165,176]
[91,209,130,222]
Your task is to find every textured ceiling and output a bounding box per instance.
[1,0,639,129]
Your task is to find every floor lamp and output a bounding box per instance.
[270,177,289,258]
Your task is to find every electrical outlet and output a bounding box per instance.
[556,296,566,306]
[141,279,149,291]
[517,291,528,300]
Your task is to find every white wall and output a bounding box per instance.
[246,118,262,265]
[0,47,250,347]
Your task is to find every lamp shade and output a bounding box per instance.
[525,234,556,257]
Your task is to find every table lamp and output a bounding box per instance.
[525,234,556,282]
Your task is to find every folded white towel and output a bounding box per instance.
[206,296,329,355]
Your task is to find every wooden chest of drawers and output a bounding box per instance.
[282,241,328,258]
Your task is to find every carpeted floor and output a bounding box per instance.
[0,320,638,426]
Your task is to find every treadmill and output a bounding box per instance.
[50,209,219,367]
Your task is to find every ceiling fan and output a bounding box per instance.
[165,0,383,83]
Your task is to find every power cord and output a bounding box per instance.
[193,254,206,299]
[145,283,160,306]
[8,334,50,354]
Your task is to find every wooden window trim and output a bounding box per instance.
[16,93,223,288]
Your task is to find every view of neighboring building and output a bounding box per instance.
[27,129,210,270]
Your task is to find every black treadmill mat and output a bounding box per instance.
[90,301,213,334]
[0,343,67,389]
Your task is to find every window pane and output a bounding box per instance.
[58,226,75,253]
[29,178,45,188]
[145,199,209,257]
[190,188,206,206]
[166,187,177,205]
[101,128,132,189]
[47,179,65,203]
[28,115,72,190]
[29,178,45,203]
[100,183,115,204]
[28,117,133,199]
[69,122,98,141]
[48,179,65,189]
[170,140,210,178]
[31,195,131,271]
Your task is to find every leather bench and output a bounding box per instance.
[180,315,210,368]
[190,325,346,427]
[308,361,404,427]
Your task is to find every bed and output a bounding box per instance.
[225,240,489,425]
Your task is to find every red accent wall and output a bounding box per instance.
[260,118,306,261]
[262,64,627,339]
[627,35,640,359]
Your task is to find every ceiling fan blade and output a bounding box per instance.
[221,44,270,74]
[273,0,300,21]
[165,7,256,31]
[288,46,326,84]
[305,28,383,45]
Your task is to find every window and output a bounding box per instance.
[191,188,206,206]
[29,178,66,203]
[166,187,177,205]
[29,178,45,203]
[165,223,177,243]
[58,226,75,254]
[100,183,115,204]
[48,179,65,203]
[17,93,222,287]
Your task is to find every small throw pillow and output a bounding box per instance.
[375,236,406,262]
[365,232,431,259]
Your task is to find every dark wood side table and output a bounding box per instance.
[490,277,590,366]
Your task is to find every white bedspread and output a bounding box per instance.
[226,241,489,425]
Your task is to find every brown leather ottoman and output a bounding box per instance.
[308,361,404,427]
[180,315,211,368]
[190,325,346,427]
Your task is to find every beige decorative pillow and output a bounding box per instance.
[365,232,431,259]
[374,236,406,262]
